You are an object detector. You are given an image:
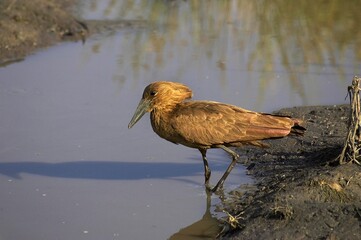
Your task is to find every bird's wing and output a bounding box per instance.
[170,101,294,146]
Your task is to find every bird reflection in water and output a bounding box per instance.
[168,190,221,239]
[128,81,305,192]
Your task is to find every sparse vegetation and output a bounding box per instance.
[339,76,361,165]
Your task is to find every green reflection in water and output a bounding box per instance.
[80,0,361,105]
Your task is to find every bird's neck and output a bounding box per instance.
[150,105,176,136]
[151,107,172,126]
[150,100,185,136]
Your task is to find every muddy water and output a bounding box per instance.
[1,1,361,240]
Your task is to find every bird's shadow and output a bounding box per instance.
[0,160,227,183]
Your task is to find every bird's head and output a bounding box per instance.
[128,81,193,128]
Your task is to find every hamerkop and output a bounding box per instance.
[128,81,305,192]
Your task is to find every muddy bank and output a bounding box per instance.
[222,104,361,239]
[0,0,87,65]
[0,0,145,66]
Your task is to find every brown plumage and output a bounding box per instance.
[128,81,305,192]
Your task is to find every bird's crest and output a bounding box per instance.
[145,81,193,111]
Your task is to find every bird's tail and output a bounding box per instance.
[290,119,306,135]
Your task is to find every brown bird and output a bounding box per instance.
[128,81,305,192]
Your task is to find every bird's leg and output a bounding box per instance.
[199,149,211,187]
[212,145,240,192]
[217,145,240,159]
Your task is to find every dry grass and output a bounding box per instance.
[338,76,361,165]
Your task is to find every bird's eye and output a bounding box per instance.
[150,91,157,96]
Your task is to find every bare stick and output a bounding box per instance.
[338,76,361,165]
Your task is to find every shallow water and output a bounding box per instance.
[1,0,361,239]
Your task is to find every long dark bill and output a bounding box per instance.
[128,99,151,129]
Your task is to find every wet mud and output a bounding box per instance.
[0,0,86,64]
[0,0,145,66]
[222,104,361,239]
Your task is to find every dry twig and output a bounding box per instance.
[338,76,361,165]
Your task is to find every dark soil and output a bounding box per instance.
[0,0,87,65]
[0,0,145,66]
[221,104,361,239]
